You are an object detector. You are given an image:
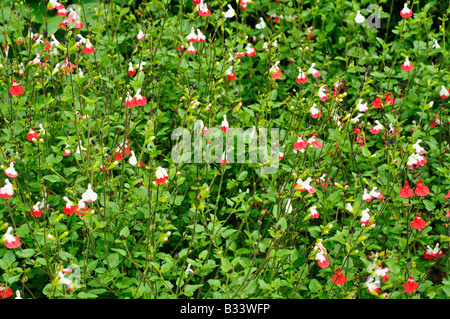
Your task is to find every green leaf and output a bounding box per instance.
[309,279,322,293]
[43,174,62,183]
[15,249,36,258]
[119,226,130,238]
[105,253,120,269]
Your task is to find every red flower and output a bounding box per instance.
[411,213,426,230]
[227,73,236,81]
[332,267,346,285]
[414,179,429,197]
[0,285,13,299]
[403,276,418,293]
[399,181,414,198]
[10,80,24,96]
[371,96,382,108]
[444,190,450,200]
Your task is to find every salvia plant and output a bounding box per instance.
[0,0,449,300]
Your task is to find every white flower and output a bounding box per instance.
[354,10,365,24]
[255,17,266,29]
[82,183,98,202]
[129,150,137,166]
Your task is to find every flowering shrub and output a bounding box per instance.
[0,0,449,299]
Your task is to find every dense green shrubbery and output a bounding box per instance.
[0,0,450,299]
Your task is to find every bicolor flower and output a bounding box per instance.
[197,1,211,16]
[318,85,328,101]
[363,188,373,202]
[2,227,20,249]
[356,99,368,112]
[296,68,307,84]
[30,202,43,217]
[10,80,24,96]
[411,213,426,230]
[439,85,449,98]
[123,92,136,108]
[269,61,282,79]
[58,271,73,291]
[0,179,14,199]
[74,199,89,216]
[360,208,371,226]
[365,276,380,295]
[314,247,329,268]
[4,162,18,178]
[187,27,198,42]
[413,139,426,154]
[187,43,197,54]
[310,205,319,219]
[245,44,256,57]
[226,66,236,81]
[430,115,441,128]
[307,134,323,149]
[423,243,443,260]
[128,62,136,76]
[0,285,13,299]
[221,115,229,132]
[407,153,427,169]
[401,56,413,71]
[137,29,145,41]
[82,39,94,54]
[156,166,169,184]
[82,184,98,202]
[374,266,391,282]
[310,104,321,118]
[197,29,206,42]
[400,3,413,18]
[132,89,147,106]
[370,120,383,134]
[62,196,75,215]
[308,63,320,77]
[293,134,308,152]
[294,177,316,193]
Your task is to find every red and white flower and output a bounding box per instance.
[156,166,169,184]
[314,246,329,268]
[370,120,383,134]
[226,66,236,81]
[132,89,147,106]
[308,63,320,77]
[307,134,323,149]
[374,266,391,282]
[197,1,211,16]
[30,202,43,217]
[197,29,206,42]
[407,153,427,169]
[221,115,229,132]
[187,27,198,42]
[356,99,368,112]
[293,134,308,152]
[4,162,18,178]
[269,61,282,79]
[294,177,316,193]
[363,188,373,202]
[318,85,328,101]
[310,104,321,118]
[245,44,256,57]
[128,62,136,76]
[187,43,197,54]
[440,85,449,98]
[0,179,14,199]
[82,39,95,54]
[400,3,413,18]
[401,56,413,71]
[62,196,75,215]
[74,199,89,216]
[2,227,20,249]
[310,205,319,219]
[296,68,308,84]
[137,29,145,41]
[413,139,426,154]
[57,271,73,291]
